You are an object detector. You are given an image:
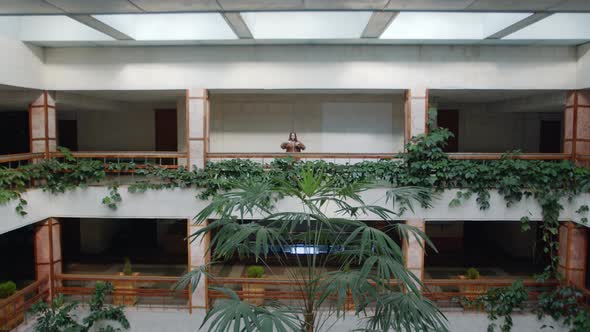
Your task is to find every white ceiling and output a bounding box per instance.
[2,0,590,14]
[0,1,589,47]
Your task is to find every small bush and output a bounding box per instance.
[0,281,16,299]
[123,257,133,276]
[245,265,265,278]
[466,267,480,279]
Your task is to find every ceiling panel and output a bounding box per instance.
[303,0,389,10]
[385,0,475,10]
[467,0,562,11]
[548,0,590,11]
[217,0,303,11]
[130,0,221,12]
[0,0,63,14]
[505,13,590,40]
[44,0,142,14]
[0,15,113,41]
[242,11,372,39]
[93,13,237,40]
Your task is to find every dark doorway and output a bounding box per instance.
[0,226,35,288]
[437,110,459,152]
[155,109,177,151]
[0,111,29,154]
[539,120,562,153]
[58,120,78,151]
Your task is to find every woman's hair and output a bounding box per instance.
[288,132,298,141]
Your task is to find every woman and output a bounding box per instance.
[280,132,306,152]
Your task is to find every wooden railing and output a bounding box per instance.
[208,276,558,308]
[0,278,49,331]
[50,151,187,170]
[447,153,571,161]
[207,152,399,165]
[0,153,44,167]
[54,274,189,310]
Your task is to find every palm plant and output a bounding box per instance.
[182,168,448,332]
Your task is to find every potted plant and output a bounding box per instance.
[114,257,140,306]
[242,265,265,306]
[0,281,23,330]
[458,267,485,309]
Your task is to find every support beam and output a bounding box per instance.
[403,219,425,288]
[486,13,552,40]
[29,92,57,159]
[34,218,62,299]
[361,11,398,38]
[189,220,209,310]
[558,221,588,288]
[68,15,134,40]
[406,88,428,140]
[186,89,209,169]
[221,13,253,39]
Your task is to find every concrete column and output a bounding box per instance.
[564,91,590,166]
[558,221,588,288]
[34,218,62,298]
[403,219,425,288]
[29,91,57,158]
[188,220,209,310]
[186,89,209,169]
[407,88,428,140]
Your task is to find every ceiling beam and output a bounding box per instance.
[221,12,253,39]
[485,12,553,40]
[361,11,398,38]
[68,15,134,41]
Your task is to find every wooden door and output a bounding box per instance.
[155,109,177,151]
[437,110,459,152]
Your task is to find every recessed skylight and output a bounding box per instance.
[0,16,113,41]
[381,12,532,40]
[93,13,237,40]
[241,11,373,39]
[504,13,590,40]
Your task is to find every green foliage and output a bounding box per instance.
[245,265,265,278]
[536,286,590,332]
[0,280,16,298]
[189,170,448,332]
[468,280,528,332]
[31,282,130,332]
[465,267,480,280]
[102,185,122,210]
[122,257,132,276]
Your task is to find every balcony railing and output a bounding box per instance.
[51,151,187,170]
[447,153,571,161]
[54,273,189,311]
[0,278,49,331]
[207,152,399,165]
[208,276,558,308]
[0,153,44,168]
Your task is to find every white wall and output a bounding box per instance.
[40,45,579,91]
[0,39,45,89]
[210,94,404,153]
[577,43,590,89]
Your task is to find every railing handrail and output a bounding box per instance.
[447,153,570,160]
[0,152,44,164]
[54,273,181,283]
[207,152,399,159]
[51,151,187,159]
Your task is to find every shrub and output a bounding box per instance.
[123,257,133,276]
[466,267,480,280]
[245,265,265,278]
[0,281,16,299]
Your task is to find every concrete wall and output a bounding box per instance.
[0,39,45,89]
[40,45,579,91]
[17,308,568,332]
[1,186,588,236]
[210,94,404,153]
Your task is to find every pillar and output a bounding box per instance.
[403,219,425,288]
[186,89,209,169]
[564,91,590,166]
[188,220,209,310]
[34,218,62,298]
[558,221,588,288]
[29,91,57,158]
[405,88,428,142]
